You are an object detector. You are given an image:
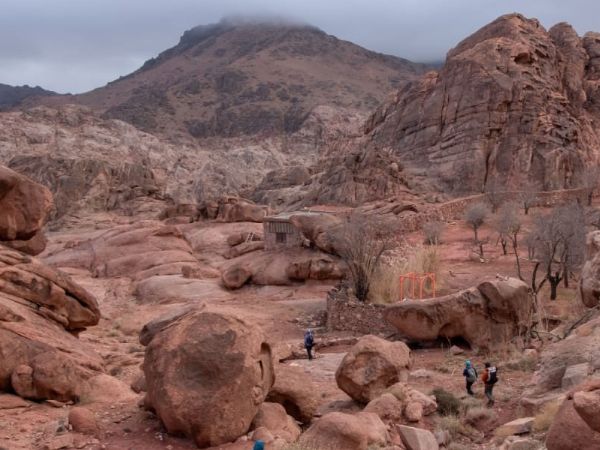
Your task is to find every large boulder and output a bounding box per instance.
[580,231,600,308]
[221,249,344,290]
[251,402,301,443]
[142,310,275,447]
[397,425,439,450]
[266,364,320,424]
[573,381,600,433]
[0,165,52,245]
[530,315,600,395]
[298,412,388,450]
[335,335,412,403]
[215,197,270,223]
[288,213,342,254]
[546,382,600,450]
[0,247,102,402]
[384,278,532,351]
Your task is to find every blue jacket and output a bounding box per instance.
[253,440,265,450]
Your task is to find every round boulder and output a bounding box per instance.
[335,335,412,403]
[299,412,388,450]
[143,311,274,447]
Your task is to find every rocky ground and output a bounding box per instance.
[0,195,588,450]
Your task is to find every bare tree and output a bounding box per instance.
[581,167,600,207]
[493,202,524,279]
[464,202,490,257]
[422,221,445,245]
[332,213,395,302]
[518,183,538,215]
[528,203,586,300]
[485,179,505,213]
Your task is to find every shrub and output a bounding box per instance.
[435,415,463,440]
[465,406,497,426]
[532,399,562,432]
[423,221,445,245]
[432,388,461,416]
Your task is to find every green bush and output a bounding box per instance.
[432,388,461,416]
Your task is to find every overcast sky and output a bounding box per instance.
[1,0,599,94]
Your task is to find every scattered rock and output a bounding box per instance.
[397,425,439,450]
[0,394,29,409]
[449,345,464,355]
[494,417,534,436]
[251,402,301,443]
[299,412,388,450]
[364,393,404,424]
[68,407,98,435]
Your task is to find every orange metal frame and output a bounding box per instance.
[399,272,436,300]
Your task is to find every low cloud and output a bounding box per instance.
[0,0,599,93]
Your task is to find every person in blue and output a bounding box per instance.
[304,329,314,360]
[463,360,477,396]
[252,439,265,450]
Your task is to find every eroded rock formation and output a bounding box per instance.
[384,278,532,351]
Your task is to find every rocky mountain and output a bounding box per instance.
[263,13,600,208]
[37,18,427,141]
[358,14,600,196]
[0,83,56,110]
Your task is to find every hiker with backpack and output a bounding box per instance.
[481,362,498,406]
[463,360,478,395]
[304,329,315,360]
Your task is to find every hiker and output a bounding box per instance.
[252,440,265,450]
[463,360,477,395]
[304,329,314,360]
[481,362,498,406]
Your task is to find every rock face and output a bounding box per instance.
[335,335,412,403]
[0,165,52,251]
[0,167,102,403]
[573,386,600,433]
[0,247,102,402]
[360,14,600,196]
[580,231,600,308]
[142,310,275,447]
[546,382,600,450]
[298,411,388,450]
[384,278,532,351]
[531,314,600,395]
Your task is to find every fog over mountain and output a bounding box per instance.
[1,0,599,93]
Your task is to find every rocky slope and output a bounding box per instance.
[0,83,56,110]
[360,13,600,195]
[36,18,427,141]
[266,14,600,207]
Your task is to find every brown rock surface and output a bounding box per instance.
[68,406,98,435]
[360,14,600,197]
[0,165,52,244]
[384,278,532,351]
[298,411,388,450]
[546,389,600,450]
[143,310,274,447]
[335,335,412,403]
[251,402,301,443]
[266,364,321,424]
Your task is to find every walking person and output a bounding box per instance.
[304,329,314,360]
[463,360,477,396]
[481,362,498,406]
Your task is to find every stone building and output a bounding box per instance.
[263,211,323,250]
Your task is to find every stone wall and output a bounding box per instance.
[395,188,588,234]
[326,287,396,335]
